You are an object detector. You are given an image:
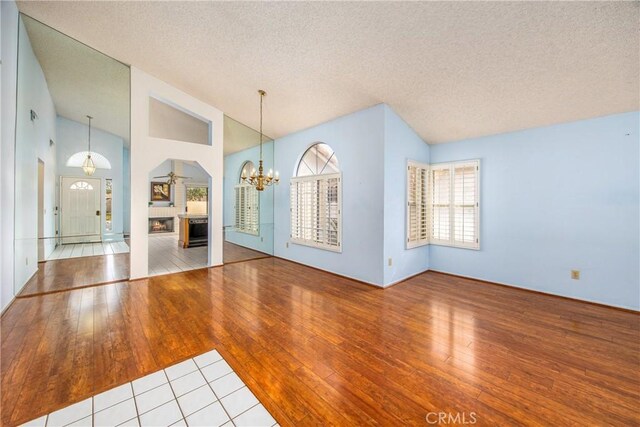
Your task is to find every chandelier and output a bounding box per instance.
[82,115,96,176]
[241,90,279,191]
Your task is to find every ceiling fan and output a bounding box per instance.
[153,171,191,185]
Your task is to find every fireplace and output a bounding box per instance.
[149,217,174,234]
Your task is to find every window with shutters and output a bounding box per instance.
[234,161,259,235]
[290,143,342,252]
[406,161,429,248]
[429,160,480,249]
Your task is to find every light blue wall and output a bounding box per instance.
[56,116,124,238]
[14,16,57,290]
[383,106,430,285]
[223,142,274,255]
[273,105,386,285]
[1,0,19,311]
[429,111,640,310]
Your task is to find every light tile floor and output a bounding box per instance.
[46,241,130,261]
[20,349,278,427]
[148,234,208,277]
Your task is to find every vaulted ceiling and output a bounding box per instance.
[22,13,130,144]
[17,1,639,144]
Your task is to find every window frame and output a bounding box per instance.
[234,162,260,236]
[429,159,481,250]
[406,160,430,249]
[290,172,342,253]
[186,184,209,216]
[234,184,260,236]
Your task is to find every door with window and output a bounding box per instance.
[61,177,102,244]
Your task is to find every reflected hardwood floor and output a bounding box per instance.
[2,258,638,425]
[223,241,271,264]
[18,253,130,297]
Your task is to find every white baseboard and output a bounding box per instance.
[429,269,639,312]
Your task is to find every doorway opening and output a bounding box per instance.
[148,159,211,276]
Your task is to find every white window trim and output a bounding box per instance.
[405,159,481,250]
[429,159,480,250]
[66,151,112,169]
[234,183,260,236]
[406,160,430,249]
[290,172,342,253]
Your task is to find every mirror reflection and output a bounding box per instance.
[223,116,274,263]
[14,14,131,296]
[147,159,211,276]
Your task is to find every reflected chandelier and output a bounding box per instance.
[241,90,279,191]
[82,115,96,176]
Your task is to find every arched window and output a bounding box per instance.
[234,160,259,235]
[296,143,339,177]
[239,161,255,183]
[70,181,94,190]
[291,143,341,251]
[66,151,112,170]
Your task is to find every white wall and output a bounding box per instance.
[130,67,224,279]
[56,116,125,238]
[14,15,57,292]
[123,147,130,234]
[1,0,19,312]
[148,97,210,145]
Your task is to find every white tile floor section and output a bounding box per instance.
[148,234,208,277]
[46,241,130,260]
[20,349,278,427]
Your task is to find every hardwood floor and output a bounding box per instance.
[18,253,130,297]
[223,241,271,264]
[2,258,638,426]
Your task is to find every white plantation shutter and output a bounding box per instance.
[406,161,429,248]
[234,184,259,235]
[428,160,480,249]
[430,165,451,243]
[234,185,244,230]
[453,163,478,246]
[290,173,341,252]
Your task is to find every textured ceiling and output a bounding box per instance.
[22,14,130,144]
[224,116,272,156]
[17,1,639,144]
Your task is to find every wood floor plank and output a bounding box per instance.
[1,259,638,426]
[18,253,130,296]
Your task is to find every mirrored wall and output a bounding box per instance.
[223,116,274,263]
[14,14,131,296]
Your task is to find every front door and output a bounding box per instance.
[61,177,101,244]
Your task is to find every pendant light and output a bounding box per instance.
[241,90,279,191]
[82,115,96,176]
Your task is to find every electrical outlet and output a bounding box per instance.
[388,258,393,266]
[26,257,28,266]
[571,270,580,280]
[286,242,289,248]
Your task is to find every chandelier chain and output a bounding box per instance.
[241,89,279,191]
[87,115,92,153]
